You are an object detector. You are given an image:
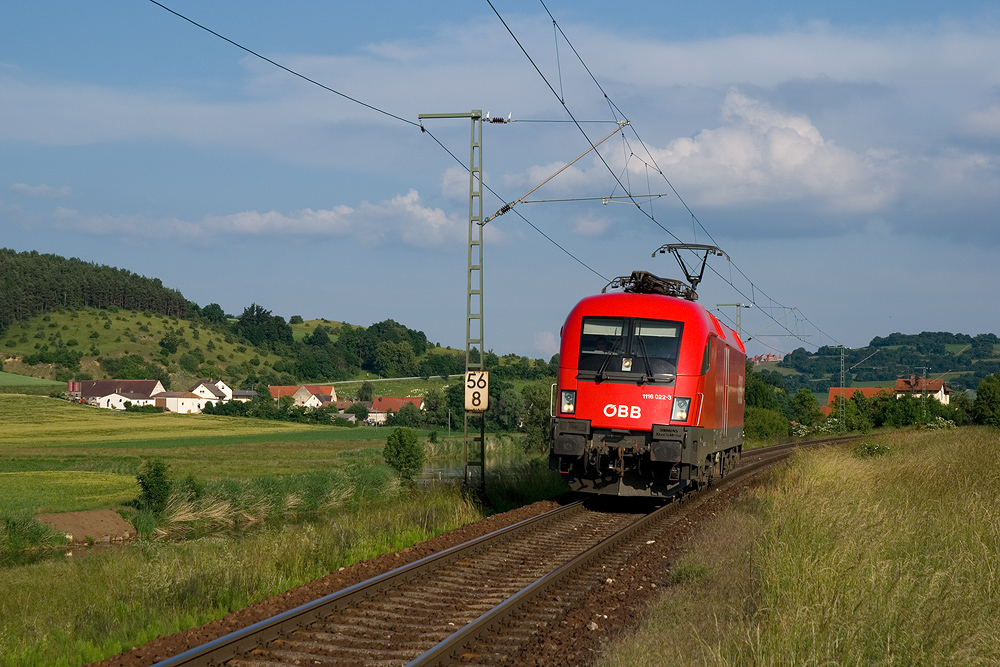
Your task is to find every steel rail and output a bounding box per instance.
[151,436,856,666]
[406,435,857,666]
[151,500,586,667]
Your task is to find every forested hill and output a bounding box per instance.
[0,248,187,331]
[776,331,1000,392]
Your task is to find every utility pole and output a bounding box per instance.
[417,110,507,493]
[839,346,846,430]
[915,366,929,421]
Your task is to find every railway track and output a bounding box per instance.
[150,436,855,667]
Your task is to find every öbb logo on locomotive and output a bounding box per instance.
[603,404,642,419]
[549,244,746,498]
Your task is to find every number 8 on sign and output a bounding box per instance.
[464,371,489,412]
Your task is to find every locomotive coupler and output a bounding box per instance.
[613,446,626,475]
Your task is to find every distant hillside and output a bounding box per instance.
[770,331,1000,393]
[0,249,557,393]
[0,248,187,331]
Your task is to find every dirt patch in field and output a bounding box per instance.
[35,509,136,543]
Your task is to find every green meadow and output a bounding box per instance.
[0,394,415,522]
[0,392,569,667]
[598,427,1000,667]
[0,394,397,480]
[0,371,63,388]
[0,471,139,516]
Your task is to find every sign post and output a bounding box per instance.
[464,370,488,494]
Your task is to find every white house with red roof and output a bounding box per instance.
[368,396,425,424]
[894,376,951,405]
[268,385,338,406]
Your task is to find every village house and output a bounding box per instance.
[70,378,251,414]
[268,385,338,406]
[153,391,209,414]
[368,396,425,425]
[189,379,233,403]
[894,376,951,405]
[95,391,157,410]
[821,378,952,416]
[820,386,893,417]
[75,379,166,405]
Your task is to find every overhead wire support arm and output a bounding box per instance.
[483,120,629,224]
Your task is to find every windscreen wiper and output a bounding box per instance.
[595,337,622,383]
[635,335,675,384]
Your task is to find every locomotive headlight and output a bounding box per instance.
[671,397,692,422]
[560,390,577,415]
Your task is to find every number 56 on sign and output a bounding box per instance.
[464,371,489,412]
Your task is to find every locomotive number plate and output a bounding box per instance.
[464,371,490,412]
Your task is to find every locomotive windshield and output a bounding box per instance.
[578,316,682,383]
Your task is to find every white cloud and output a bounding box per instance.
[533,331,559,356]
[570,212,611,237]
[10,183,71,198]
[441,166,469,202]
[640,90,899,213]
[963,105,1000,137]
[51,189,465,247]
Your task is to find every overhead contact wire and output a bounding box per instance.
[147,0,609,283]
[525,0,839,348]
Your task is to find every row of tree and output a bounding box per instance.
[0,248,188,331]
[779,332,1000,392]
[746,360,1000,438]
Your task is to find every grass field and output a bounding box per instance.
[0,371,63,388]
[0,371,64,396]
[0,394,407,489]
[598,426,1000,666]
[0,471,139,515]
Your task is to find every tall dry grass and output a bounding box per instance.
[0,484,480,667]
[598,427,1000,667]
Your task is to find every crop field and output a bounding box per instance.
[0,371,64,388]
[0,371,65,396]
[0,395,403,487]
[0,471,138,515]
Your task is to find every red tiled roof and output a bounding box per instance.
[826,386,893,405]
[268,385,336,399]
[369,396,424,413]
[894,377,949,393]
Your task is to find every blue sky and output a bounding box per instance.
[2,1,999,361]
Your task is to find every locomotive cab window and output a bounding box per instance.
[578,316,682,384]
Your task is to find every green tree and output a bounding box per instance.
[136,458,171,514]
[521,382,552,451]
[973,374,1000,426]
[345,402,369,422]
[386,403,424,428]
[357,380,375,402]
[383,428,424,482]
[201,303,227,324]
[422,387,450,427]
[306,325,331,347]
[374,340,418,377]
[790,388,822,427]
[236,303,293,348]
[744,406,789,440]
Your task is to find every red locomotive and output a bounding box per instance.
[549,245,746,497]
